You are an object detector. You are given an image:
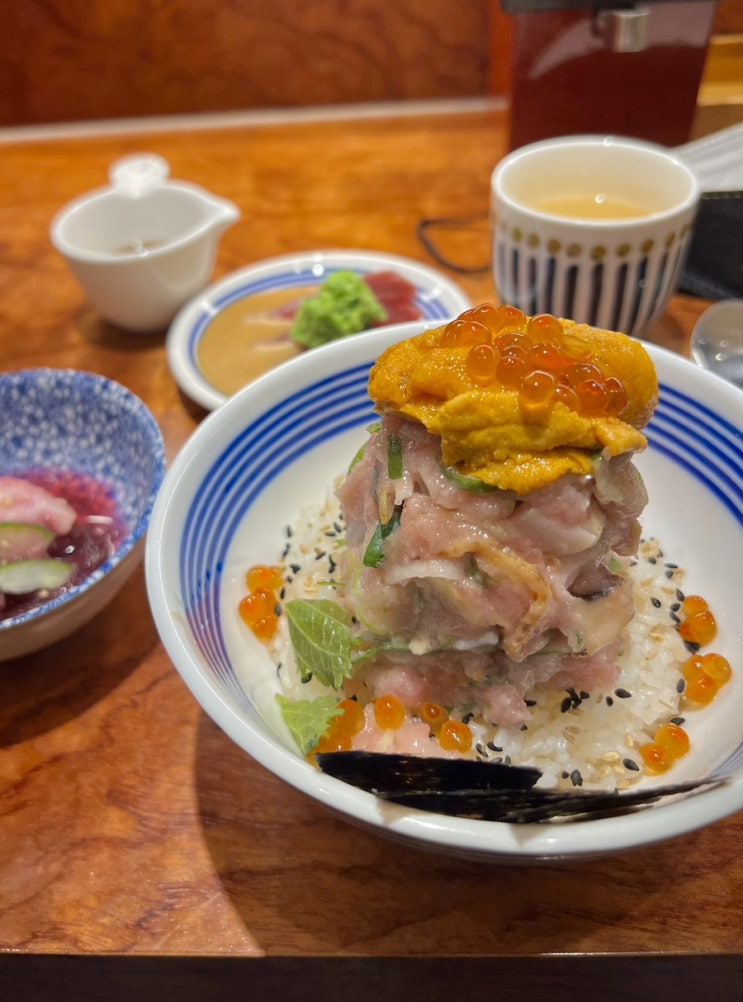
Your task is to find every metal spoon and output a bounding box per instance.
[690,300,743,389]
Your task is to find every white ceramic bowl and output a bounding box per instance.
[166,249,472,410]
[146,322,743,861]
[0,369,166,660]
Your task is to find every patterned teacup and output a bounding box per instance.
[491,136,699,336]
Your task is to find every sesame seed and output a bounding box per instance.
[570,769,583,787]
[676,678,685,693]
[651,597,662,608]
[670,716,685,725]
[614,688,632,699]
[606,696,614,706]
[623,758,640,772]
[561,696,573,713]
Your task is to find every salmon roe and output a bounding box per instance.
[419,702,449,730]
[439,305,629,421]
[374,694,407,730]
[239,563,283,641]
[678,595,718,647]
[639,723,691,774]
[439,719,474,754]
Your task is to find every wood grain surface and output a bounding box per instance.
[0,105,740,979]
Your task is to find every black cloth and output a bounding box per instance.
[679,191,743,300]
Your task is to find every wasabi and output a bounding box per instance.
[290,270,388,348]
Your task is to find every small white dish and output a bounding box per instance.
[690,299,743,389]
[166,250,472,410]
[50,154,240,332]
[146,322,743,862]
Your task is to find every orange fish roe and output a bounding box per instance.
[374,693,407,730]
[639,723,691,774]
[418,702,449,731]
[439,719,474,754]
[434,306,632,423]
[239,563,283,641]
[679,594,718,647]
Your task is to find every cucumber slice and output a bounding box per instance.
[0,522,55,562]
[0,558,74,595]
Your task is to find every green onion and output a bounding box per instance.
[439,462,499,494]
[363,507,402,567]
[387,433,403,479]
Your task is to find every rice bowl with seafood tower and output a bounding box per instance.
[146,311,743,860]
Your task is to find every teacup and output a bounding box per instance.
[491,136,699,336]
[50,154,240,332]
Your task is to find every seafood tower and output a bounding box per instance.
[336,305,658,730]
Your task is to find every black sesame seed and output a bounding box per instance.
[570,769,583,787]
[290,563,301,574]
[648,557,657,564]
[623,758,640,772]
[285,525,293,538]
[684,640,701,654]
[524,698,537,707]
[462,712,474,724]
[606,696,614,706]
[651,597,662,608]
[670,601,681,612]
[579,691,590,701]
[676,678,685,693]
[314,550,326,561]
[476,742,486,757]
[675,588,685,602]
[486,741,498,751]
[670,716,685,725]
[614,688,632,699]
[520,723,528,731]
[281,542,291,558]
[561,770,570,779]
[279,587,286,599]
[670,611,681,624]
[504,755,512,765]
[665,569,674,579]
[561,696,573,713]
[665,562,678,569]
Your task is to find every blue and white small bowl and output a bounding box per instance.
[166,249,472,410]
[0,369,166,660]
[146,323,743,861]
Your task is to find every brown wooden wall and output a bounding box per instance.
[0,1,739,127]
[0,0,491,126]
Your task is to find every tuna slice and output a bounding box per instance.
[335,415,647,727]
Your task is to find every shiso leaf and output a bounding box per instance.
[285,598,353,688]
[276,694,342,755]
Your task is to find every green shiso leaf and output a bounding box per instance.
[285,598,353,688]
[289,270,388,349]
[276,694,342,755]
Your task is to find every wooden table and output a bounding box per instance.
[0,104,740,1000]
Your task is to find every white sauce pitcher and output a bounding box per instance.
[50,154,240,332]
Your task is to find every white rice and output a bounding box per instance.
[271,481,691,792]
